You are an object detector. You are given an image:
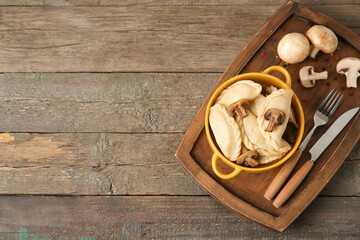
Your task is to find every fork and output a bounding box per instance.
[264,89,343,200]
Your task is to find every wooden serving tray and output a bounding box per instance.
[175,1,360,232]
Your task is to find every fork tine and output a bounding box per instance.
[321,90,337,114]
[324,92,341,115]
[323,92,341,115]
[328,93,343,118]
[318,89,334,112]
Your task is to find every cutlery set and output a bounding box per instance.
[265,89,359,208]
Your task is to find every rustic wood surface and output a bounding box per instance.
[0,0,359,238]
[1,196,359,239]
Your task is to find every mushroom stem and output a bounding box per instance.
[315,70,328,79]
[226,99,250,119]
[265,116,278,132]
[309,45,320,59]
[346,68,359,88]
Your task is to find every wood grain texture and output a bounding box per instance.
[0,196,359,239]
[0,132,358,195]
[0,133,204,195]
[0,4,358,72]
[0,73,218,132]
[0,1,358,236]
[1,0,360,6]
[2,72,357,134]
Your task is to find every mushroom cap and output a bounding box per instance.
[299,66,316,88]
[336,57,360,72]
[277,33,310,64]
[306,25,338,54]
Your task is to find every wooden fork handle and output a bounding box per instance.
[273,160,314,208]
[264,149,302,200]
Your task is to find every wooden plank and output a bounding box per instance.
[0,132,358,195]
[0,133,205,195]
[0,196,358,238]
[0,73,218,132]
[1,72,359,134]
[0,5,358,72]
[1,1,360,6]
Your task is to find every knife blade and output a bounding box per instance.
[273,107,359,208]
[309,107,360,161]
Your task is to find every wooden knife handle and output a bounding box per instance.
[264,149,302,200]
[273,160,314,208]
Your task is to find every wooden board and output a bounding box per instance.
[175,1,360,232]
[0,196,359,239]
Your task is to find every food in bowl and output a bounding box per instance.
[209,80,297,167]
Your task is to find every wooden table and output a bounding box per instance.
[0,1,359,239]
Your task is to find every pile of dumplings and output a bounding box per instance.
[209,80,298,167]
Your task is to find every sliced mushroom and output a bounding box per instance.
[299,66,328,88]
[236,150,259,167]
[277,33,310,64]
[306,25,338,59]
[264,109,286,132]
[226,99,250,119]
[336,57,360,88]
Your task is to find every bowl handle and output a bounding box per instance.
[263,66,292,87]
[212,153,241,179]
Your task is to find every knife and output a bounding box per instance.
[272,107,359,208]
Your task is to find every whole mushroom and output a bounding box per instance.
[299,66,328,88]
[277,33,310,64]
[226,99,250,119]
[336,57,360,88]
[306,25,338,59]
[264,109,286,132]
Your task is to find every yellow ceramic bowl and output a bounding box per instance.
[205,66,304,179]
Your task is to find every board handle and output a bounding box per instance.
[212,153,241,179]
[264,149,302,200]
[273,160,314,208]
[263,66,292,87]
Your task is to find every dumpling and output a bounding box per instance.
[265,85,278,94]
[209,104,242,161]
[257,89,293,150]
[257,144,291,164]
[216,80,262,107]
[265,85,297,126]
[239,111,291,164]
[248,94,266,117]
